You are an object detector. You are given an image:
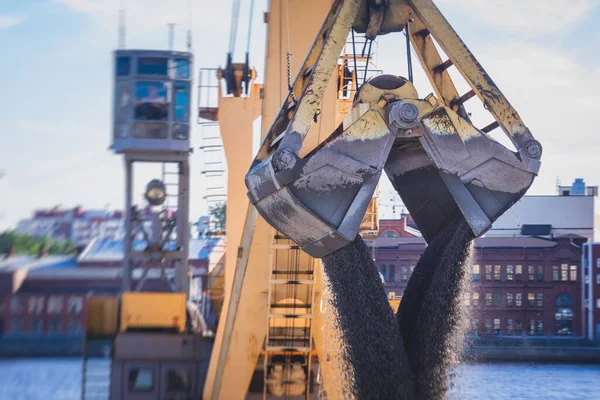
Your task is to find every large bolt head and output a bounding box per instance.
[524,140,542,158]
[400,103,419,122]
[273,148,296,171]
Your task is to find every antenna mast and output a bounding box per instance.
[168,23,176,51]
[118,1,126,49]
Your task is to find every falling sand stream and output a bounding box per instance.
[321,216,474,399]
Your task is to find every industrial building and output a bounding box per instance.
[487,178,600,240]
[0,236,223,354]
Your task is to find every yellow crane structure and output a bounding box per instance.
[202,0,541,398]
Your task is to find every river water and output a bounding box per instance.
[0,359,598,399]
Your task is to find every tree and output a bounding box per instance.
[208,202,226,232]
[0,230,76,256]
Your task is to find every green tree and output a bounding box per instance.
[208,202,226,232]
[0,230,76,256]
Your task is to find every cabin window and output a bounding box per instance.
[174,59,190,79]
[116,56,130,76]
[138,57,168,75]
[128,368,155,392]
[174,82,190,122]
[114,81,130,123]
[166,369,191,392]
[135,81,168,121]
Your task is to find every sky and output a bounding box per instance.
[1,0,600,230]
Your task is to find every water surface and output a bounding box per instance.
[0,359,598,399]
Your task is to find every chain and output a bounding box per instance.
[287,51,296,102]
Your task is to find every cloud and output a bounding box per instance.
[0,14,24,30]
[437,0,598,35]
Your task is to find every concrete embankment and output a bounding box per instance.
[464,338,600,363]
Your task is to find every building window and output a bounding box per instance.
[569,265,577,281]
[528,293,535,307]
[484,318,492,334]
[552,265,559,282]
[516,293,523,307]
[596,298,600,309]
[506,293,514,307]
[536,320,544,336]
[67,318,81,335]
[30,317,43,334]
[597,274,600,285]
[507,319,514,335]
[166,369,191,393]
[471,319,479,333]
[506,265,514,281]
[47,317,62,334]
[527,319,535,336]
[402,266,409,281]
[485,265,492,281]
[561,264,568,281]
[383,231,398,237]
[68,296,83,314]
[536,293,544,308]
[28,296,45,315]
[128,368,155,392]
[10,297,23,314]
[494,292,501,307]
[485,293,492,306]
[379,265,387,281]
[388,265,396,282]
[515,265,522,281]
[472,265,480,281]
[515,320,522,335]
[463,292,470,306]
[537,265,544,282]
[528,265,535,281]
[10,317,24,334]
[48,296,64,314]
[494,318,501,334]
[410,265,415,274]
[494,265,501,281]
[472,292,479,306]
[555,294,574,336]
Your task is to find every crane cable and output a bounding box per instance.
[246,0,255,54]
[228,0,241,55]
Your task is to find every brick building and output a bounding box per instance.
[0,236,224,342]
[367,219,584,337]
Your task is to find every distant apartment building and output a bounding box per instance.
[369,221,587,338]
[17,206,124,247]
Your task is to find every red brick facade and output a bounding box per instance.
[0,293,87,337]
[369,236,583,337]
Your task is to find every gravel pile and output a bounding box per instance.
[321,216,474,400]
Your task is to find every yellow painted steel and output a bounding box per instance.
[86,296,119,337]
[203,1,339,399]
[120,292,186,333]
